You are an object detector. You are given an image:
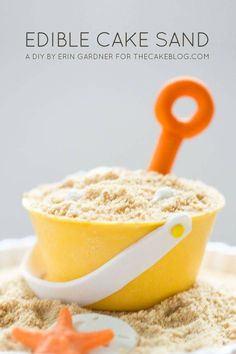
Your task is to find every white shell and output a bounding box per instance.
[71,313,138,353]
[152,187,176,202]
[65,188,84,201]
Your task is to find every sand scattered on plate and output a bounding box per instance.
[0,270,235,353]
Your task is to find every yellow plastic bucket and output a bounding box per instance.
[23,200,222,311]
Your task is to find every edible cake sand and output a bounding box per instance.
[23,167,224,222]
[0,267,235,353]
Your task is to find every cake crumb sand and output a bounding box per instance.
[0,269,235,353]
[23,168,224,223]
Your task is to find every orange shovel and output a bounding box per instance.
[148,77,214,174]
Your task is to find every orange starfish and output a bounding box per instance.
[12,307,114,354]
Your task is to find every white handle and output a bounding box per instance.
[22,214,192,306]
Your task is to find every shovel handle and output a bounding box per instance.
[148,77,214,174]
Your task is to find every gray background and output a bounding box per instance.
[0,0,235,244]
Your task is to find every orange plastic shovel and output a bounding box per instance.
[148,77,214,174]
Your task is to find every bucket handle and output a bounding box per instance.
[22,214,192,306]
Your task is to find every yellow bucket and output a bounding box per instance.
[24,202,221,311]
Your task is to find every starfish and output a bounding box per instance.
[12,307,114,354]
